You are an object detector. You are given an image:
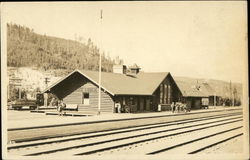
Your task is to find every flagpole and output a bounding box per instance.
[98,9,103,115]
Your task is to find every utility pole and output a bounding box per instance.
[44,77,50,108]
[232,90,235,107]
[18,87,21,99]
[229,80,232,106]
[233,87,236,107]
[98,9,103,115]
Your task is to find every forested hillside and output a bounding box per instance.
[7,23,123,72]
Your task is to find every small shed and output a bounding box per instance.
[174,79,209,109]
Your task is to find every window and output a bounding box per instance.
[82,92,89,105]
[168,85,171,103]
[160,84,163,104]
[164,84,168,104]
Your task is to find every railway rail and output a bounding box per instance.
[8,111,243,156]
[8,108,242,143]
[8,112,240,148]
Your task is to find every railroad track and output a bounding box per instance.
[8,112,241,148]
[8,112,243,156]
[8,109,242,143]
[8,108,242,131]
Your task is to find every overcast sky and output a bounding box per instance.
[1,2,247,83]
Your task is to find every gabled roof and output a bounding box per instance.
[201,82,216,96]
[174,76,226,97]
[173,77,208,97]
[43,69,174,96]
[129,63,141,69]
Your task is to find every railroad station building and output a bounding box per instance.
[200,82,221,106]
[43,65,183,113]
[173,79,209,109]
[174,78,221,109]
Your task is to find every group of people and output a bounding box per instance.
[50,98,66,116]
[114,102,131,113]
[170,102,190,113]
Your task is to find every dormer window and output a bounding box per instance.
[129,64,141,74]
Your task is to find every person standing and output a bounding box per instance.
[57,100,62,116]
[117,103,121,113]
[171,102,175,113]
[183,103,187,113]
[57,100,65,116]
[176,102,180,113]
[125,105,130,113]
[180,103,183,112]
[115,102,121,113]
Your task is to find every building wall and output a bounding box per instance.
[185,97,204,109]
[49,72,115,113]
[208,96,221,106]
[63,82,114,113]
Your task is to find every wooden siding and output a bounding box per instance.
[63,87,82,104]
[63,82,114,113]
[49,72,114,113]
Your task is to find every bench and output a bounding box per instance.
[64,104,78,111]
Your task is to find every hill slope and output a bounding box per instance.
[7,23,123,72]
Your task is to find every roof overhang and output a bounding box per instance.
[183,96,209,98]
[42,69,115,96]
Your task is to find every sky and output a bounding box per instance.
[1,2,247,83]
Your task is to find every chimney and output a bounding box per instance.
[113,65,127,74]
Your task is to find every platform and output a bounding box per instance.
[7,106,242,131]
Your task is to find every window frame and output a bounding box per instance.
[82,92,90,105]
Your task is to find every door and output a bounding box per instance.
[140,97,144,111]
[194,99,201,109]
[136,98,140,112]
[146,98,150,111]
